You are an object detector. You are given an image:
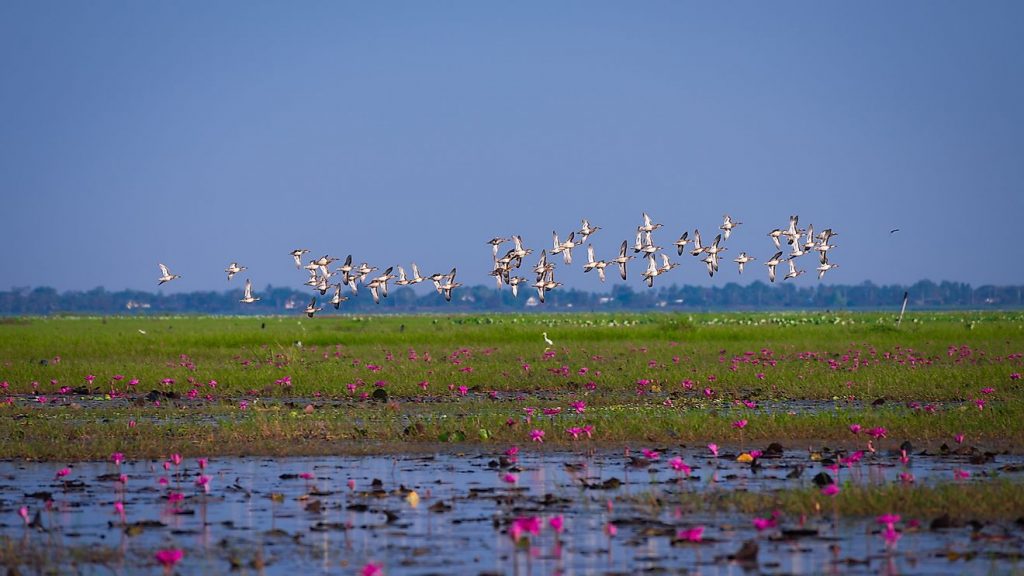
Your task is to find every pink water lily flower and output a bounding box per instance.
[876,513,901,526]
[732,419,748,430]
[154,548,183,568]
[848,424,862,434]
[669,457,692,476]
[707,443,719,457]
[677,526,704,542]
[549,515,565,533]
[882,524,901,548]
[821,484,840,496]
[640,448,660,460]
[510,516,542,541]
[360,562,383,576]
[529,429,545,442]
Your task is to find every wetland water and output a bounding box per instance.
[2,448,1023,575]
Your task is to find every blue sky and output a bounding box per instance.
[2,1,1022,294]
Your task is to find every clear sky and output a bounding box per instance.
[2,1,1022,294]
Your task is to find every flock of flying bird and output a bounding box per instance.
[486,213,839,303]
[155,213,838,315]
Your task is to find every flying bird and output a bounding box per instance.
[579,219,600,243]
[733,252,755,274]
[784,257,806,280]
[290,249,310,269]
[330,283,348,309]
[765,251,784,283]
[239,279,260,304]
[225,262,246,281]
[611,240,635,280]
[638,212,662,233]
[305,298,322,318]
[720,215,742,240]
[157,263,180,285]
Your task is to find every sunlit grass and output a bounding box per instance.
[0,312,1021,459]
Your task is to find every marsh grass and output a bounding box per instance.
[1,312,1022,458]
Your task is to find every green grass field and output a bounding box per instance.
[1,311,1021,459]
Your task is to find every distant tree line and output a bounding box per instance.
[1,280,1021,315]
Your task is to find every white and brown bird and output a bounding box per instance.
[315,255,338,277]
[532,250,554,280]
[239,278,260,304]
[157,263,180,285]
[334,255,355,283]
[305,297,322,318]
[509,235,532,266]
[406,262,427,284]
[733,252,756,274]
[354,262,377,284]
[802,224,816,252]
[367,267,396,303]
[658,253,678,274]
[486,237,509,258]
[439,268,462,302]
[583,244,609,282]
[508,276,526,298]
[638,212,663,233]
[674,231,690,256]
[784,257,805,280]
[290,249,310,269]
[551,231,577,264]
[395,266,413,286]
[636,230,662,256]
[330,283,348,309]
[225,262,246,281]
[429,272,447,294]
[720,215,742,240]
[611,240,635,280]
[315,274,330,295]
[816,261,839,280]
[690,229,706,256]
[579,219,600,243]
[784,215,804,245]
[702,254,717,277]
[704,234,727,264]
[642,254,661,287]
[765,251,784,283]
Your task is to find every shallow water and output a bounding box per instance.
[1,448,1022,575]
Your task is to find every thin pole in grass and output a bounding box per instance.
[896,292,909,327]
